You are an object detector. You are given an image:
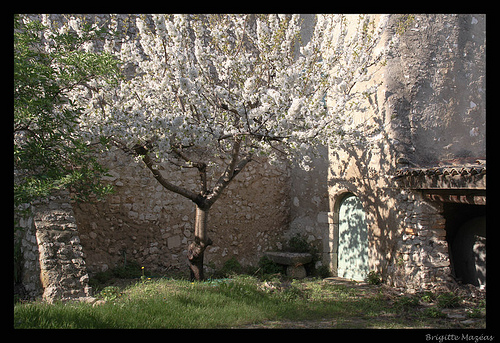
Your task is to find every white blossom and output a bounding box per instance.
[41,14,391,171]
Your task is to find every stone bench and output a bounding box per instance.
[264,252,312,279]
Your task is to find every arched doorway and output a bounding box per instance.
[337,194,369,281]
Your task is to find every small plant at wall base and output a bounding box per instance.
[366,271,382,285]
[286,234,320,276]
[98,286,122,302]
[221,257,243,276]
[257,256,286,276]
[88,260,151,290]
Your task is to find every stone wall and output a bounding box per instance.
[288,145,330,266]
[14,204,42,300]
[14,190,92,302]
[15,145,292,301]
[72,147,291,275]
[33,191,92,302]
[327,141,402,282]
[384,14,486,166]
[386,190,452,292]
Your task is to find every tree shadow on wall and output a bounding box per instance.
[328,128,402,280]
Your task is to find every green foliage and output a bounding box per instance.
[278,280,311,302]
[112,260,145,279]
[316,265,332,278]
[14,14,121,212]
[395,14,415,35]
[285,234,320,276]
[437,292,462,308]
[418,291,436,303]
[257,256,285,276]
[287,234,313,253]
[422,307,446,318]
[221,257,243,276]
[13,235,23,284]
[394,295,420,311]
[98,286,122,302]
[365,271,382,285]
[88,260,149,290]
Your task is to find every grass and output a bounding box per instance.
[14,275,486,329]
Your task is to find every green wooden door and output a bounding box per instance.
[338,195,369,281]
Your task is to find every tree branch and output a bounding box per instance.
[206,138,252,207]
[133,145,200,203]
[171,146,208,194]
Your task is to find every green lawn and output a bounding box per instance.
[13,276,486,329]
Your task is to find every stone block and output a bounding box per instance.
[405,227,416,235]
[430,228,446,237]
[286,265,307,279]
[167,235,181,249]
[264,252,312,266]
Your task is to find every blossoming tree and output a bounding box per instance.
[61,14,390,280]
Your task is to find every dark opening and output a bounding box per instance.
[444,203,486,287]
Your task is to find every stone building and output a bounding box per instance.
[325,14,486,292]
[14,14,486,301]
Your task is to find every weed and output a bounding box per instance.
[437,292,462,308]
[422,307,446,318]
[394,295,419,311]
[98,286,122,302]
[89,260,150,290]
[221,257,243,276]
[418,291,436,303]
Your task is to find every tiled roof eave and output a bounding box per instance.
[394,165,486,190]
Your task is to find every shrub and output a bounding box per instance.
[221,257,243,276]
[286,234,320,276]
[365,271,382,285]
[287,234,313,253]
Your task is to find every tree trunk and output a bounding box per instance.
[187,205,212,281]
[131,141,251,281]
